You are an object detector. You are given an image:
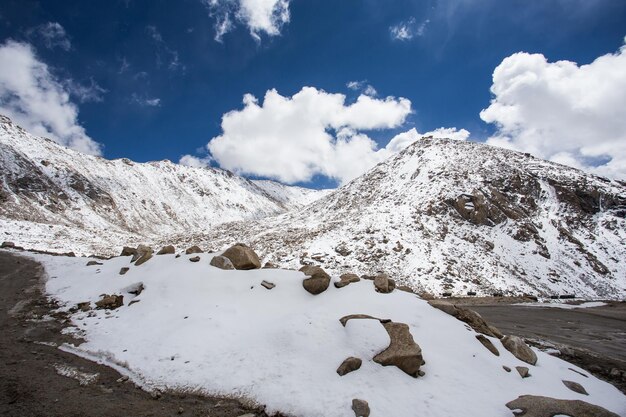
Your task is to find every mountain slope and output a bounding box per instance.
[179,138,626,298]
[0,115,325,255]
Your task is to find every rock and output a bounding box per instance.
[374,321,424,377]
[337,357,362,376]
[189,256,200,263]
[340,314,389,327]
[262,262,279,269]
[334,273,360,288]
[117,375,129,383]
[185,245,203,254]
[562,380,589,395]
[516,366,530,378]
[501,335,537,365]
[157,245,175,255]
[397,285,416,294]
[86,260,103,266]
[1,241,15,248]
[351,399,370,417]
[222,244,261,270]
[476,334,499,356]
[95,294,123,310]
[503,365,511,372]
[418,292,435,300]
[210,255,235,270]
[505,395,620,417]
[119,267,129,275]
[120,246,137,257]
[261,280,275,290]
[132,245,153,266]
[77,301,91,312]
[373,273,396,293]
[300,265,331,295]
[428,300,503,338]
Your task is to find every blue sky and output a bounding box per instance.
[1,0,625,187]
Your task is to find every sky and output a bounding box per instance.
[0,0,625,188]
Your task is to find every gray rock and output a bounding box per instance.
[210,255,235,270]
[562,380,588,395]
[1,241,15,248]
[505,395,620,417]
[502,335,537,365]
[189,256,201,263]
[222,244,261,270]
[86,260,103,266]
[476,334,500,356]
[334,273,360,288]
[261,280,275,290]
[337,357,362,376]
[119,267,130,275]
[503,365,511,372]
[516,366,530,378]
[351,399,370,417]
[373,273,396,293]
[157,245,175,255]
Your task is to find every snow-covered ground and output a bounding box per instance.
[29,250,625,417]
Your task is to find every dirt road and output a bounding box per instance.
[0,250,272,417]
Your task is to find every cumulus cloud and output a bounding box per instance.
[481,38,626,179]
[179,154,212,168]
[28,22,71,51]
[207,87,428,184]
[203,0,290,42]
[390,17,430,41]
[0,40,101,155]
[386,127,470,153]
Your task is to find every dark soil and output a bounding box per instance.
[0,250,277,417]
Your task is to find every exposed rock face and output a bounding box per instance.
[210,255,235,270]
[373,273,396,293]
[428,301,503,338]
[516,366,530,378]
[185,245,203,255]
[505,395,620,417]
[337,357,362,376]
[95,294,123,309]
[502,335,537,365]
[351,399,370,417]
[120,246,137,257]
[334,273,360,288]
[222,244,261,270]
[157,245,175,255]
[300,265,331,295]
[476,335,499,356]
[562,380,588,395]
[133,245,153,266]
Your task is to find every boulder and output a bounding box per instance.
[501,335,537,365]
[300,265,331,295]
[334,273,360,288]
[119,267,129,275]
[373,273,396,293]
[77,301,91,312]
[189,256,201,263]
[157,245,175,255]
[262,262,279,269]
[86,260,103,266]
[351,399,370,417]
[95,294,123,310]
[562,380,588,395]
[505,395,620,417]
[185,245,204,255]
[428,300,503,338]
[337,357,362,376]
[210,255,235,270]
[222,244,261,270]
[261,280,275,290]
[516,366,530,378]
[133,245,153,266]
[374,321,424,378]
[476,334,499,356]
[1,241,15,249]
[120,246,137,257]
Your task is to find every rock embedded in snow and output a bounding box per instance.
[336,357,362,376]
[1,241,15,248]
[157,245,175,255]
[86,260,103,266]
[374,321,425,378]
[516,366,530,378]
[119,267,129,275]
[351,399,370,417]
[563,380,589,395]
[502,335,537,365]
[428,300,503,338]
[334,273,360,288]
[475,334,499,356]
[210,255,235,270]
[300,265,331,295]
[505,395,620,417]
[185,245,203,255]
[262,261,279,269]
[503,366,511,372]
[132,245,153,266]
[373,273,396,293]
[95,294,123,310]
[189,256,200,263]
[261,280,275,290]
[120,246,137,257]
[222,244,261,270]
[77,301,91,312]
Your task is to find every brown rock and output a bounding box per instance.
[157,245,175,255]
[133,245,153,266]
[120,246,137,257]
[119,267,130,275]
[1,241,15,249]
[334,273,360,288]
[428,300,503,338]
[77,302,91,312]
[95,294,123,310]
[339,314,389,327]
[185,245,204,254]
[516,366,530,378]
[374,321,424,378]
[418,292,435,300]
[505,395,620,417]
[261,280,275,290]
[262,262,279,269]
[373,273,396,293]
[351,399,370,417]
[210,255,235,270]
[397,285,416,294]
[503,365,511,372]
[300,265,331,295]
[337,357,362,376]
[222,244,261,270]
[86,260,103,266]
[476,334,499,356]
[189,256,200,263]
[502,335,537,365]
[562,380,588,395]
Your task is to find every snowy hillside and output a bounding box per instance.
[32,250,625,417]
[179,138,626,298]
[0,115,325,255]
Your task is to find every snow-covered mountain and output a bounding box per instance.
[177,138,626,298]
[0,115,326,255]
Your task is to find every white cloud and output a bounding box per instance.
[390,17,430,41]
[28,22,71,51]
[207,87,418,184]
[131,94,161,107]
[64,78,107,103]
[179,154,212,168]
[0,40,101,155]
[203,0,290,42]
[386,127,470,153]
[346,80,378,97]
[480,38,626,179]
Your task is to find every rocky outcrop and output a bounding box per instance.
[300,265,331,295]
[428,301,503,338]
[373,273,396,293]
[157,245,175,255]
[222,244,261,270]
[95,294,123,309]
[505,395,620,417]
[476,334,499,356]
[337,357,362,376]
[210,255,235,270]
[351,399,370,417]
[501,335,537,365]
[334,273,360,288]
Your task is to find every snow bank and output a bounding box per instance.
[34,252,625,417]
